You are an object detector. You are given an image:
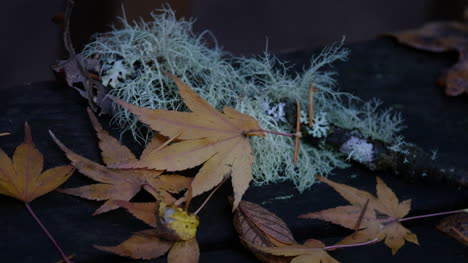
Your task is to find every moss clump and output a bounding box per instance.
[82,8,404,192]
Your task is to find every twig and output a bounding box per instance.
[25,203,72,263]
[293,99,301,164]
[308,84,314,128]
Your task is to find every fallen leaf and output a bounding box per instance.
[0,123,74,203]
[96,200,200,262]
[436,213,468,246]
[389,22,468,96]
[111,73,265,210]
[50,108,191,214]
[0,123,74,263]
[51,0,112,114]
[233,199,339,263]
[233,199,296,248]
[251,242,338,263]
[299,176,419,255]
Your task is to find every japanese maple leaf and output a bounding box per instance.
[112,73,265,210]
[96,200,200,263]
[50,108,191,215]
[0,123,74,203]
[299,176,419,255]
[389,22,468,96]
[0,123,74,263]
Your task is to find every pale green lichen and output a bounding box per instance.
[81,7,404,192]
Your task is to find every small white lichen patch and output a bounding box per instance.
[101,60,130,88]
[262,98,287,123]
[300,111,330,138]
[340,136,374,163]
[388,135,409,155]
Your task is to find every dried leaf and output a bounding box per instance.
[389,22,468,96]
[233,199,296,247]
[51,0,112,113]
[436,213,468,246]
[50,109,191,214]
[233,199,338,263]
[168,239,200,263]
[96,200,199,262]
[0,123,74,203]
[95,229,172,260]
[252,243,338,263]
[299,176,419,255]
[112,73,265,210]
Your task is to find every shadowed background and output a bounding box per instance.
[0,0,467,88]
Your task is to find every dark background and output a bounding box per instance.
[1,0,467,88]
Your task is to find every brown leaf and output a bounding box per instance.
[111,73,265,210]
[97,200,200,261]
[111,200,158,227]
[95,229,172,260]
[0,123,74,203]
[234,199,296,247]
[389,22,468,96]
[233,200,339,263]
[51,1,112,114]
[299,176,418,255]
[168,239,200,263]
[436,213,468,246]
[50,109,191,214]
[252,243,338,263]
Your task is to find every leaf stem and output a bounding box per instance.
[293,99,301,164]
[399,208,467,222]
[24,202,71,263]
[194,176,228,215]
[324,238,378,250]
[245,129,299,138]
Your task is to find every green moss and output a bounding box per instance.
[81,7,404,192]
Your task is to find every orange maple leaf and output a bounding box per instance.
[112,73,265,210]
[0,123,74,263]
[50,108,191,215]
[300,176,419,255]
[0,123,74,203]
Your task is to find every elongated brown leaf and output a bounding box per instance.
[234,199,296,247]
[112,73,265,210]
[233,200,339,263]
